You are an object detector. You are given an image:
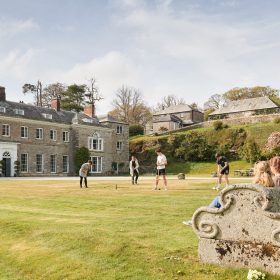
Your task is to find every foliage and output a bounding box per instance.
[74,146,90,174]
[61,84,86,112]
[42,83,66,106]
[213,120,224,130]
[273,117,280,124]
[204,108,215,121]
[110,85,152,126]
[223,86,279,101]
[175,131,215,161]
[22,81,43,106]
[129,124,144,137]
[240,138,261,164]
[159,126,168,132]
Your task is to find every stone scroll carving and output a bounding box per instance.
[192,184,280,275]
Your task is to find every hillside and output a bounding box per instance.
[130,121,280,175]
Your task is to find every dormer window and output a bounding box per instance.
[0,107,6,113]
[82,118,93,123]
[42,113,52,120]
[14,109,24,115]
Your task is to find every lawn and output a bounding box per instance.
[0,178,279,280]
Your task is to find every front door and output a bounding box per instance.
[2,152,11,177]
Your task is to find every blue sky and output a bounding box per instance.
[1,0,280,113]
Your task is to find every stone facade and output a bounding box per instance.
[192,184,280,275]
[0,87,129,177]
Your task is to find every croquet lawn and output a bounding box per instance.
[0,178,279,280]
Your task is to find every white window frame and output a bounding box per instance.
[36,128,43,140]
[14,109,24,115]
[88,135,104,151]
[117,141,123,151]
[20,153,28,173]
[36,154,43,173]
[2,124,10,137]
[62,155,69,173]
[50,155,57,173]
[63,131,70,142]
[50,129,57,141]
[116,125,123,134]
[20,126,28,138]
[0,107,6,113]
[90,156,103,173]
[42,113,52,119]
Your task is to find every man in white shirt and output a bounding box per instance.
[155,148,167,190]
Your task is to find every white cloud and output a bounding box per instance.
[59,51,140,114]
[0,18,39,38]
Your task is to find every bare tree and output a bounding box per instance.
[22,80,43,106]
[155,94,186,111]
[204,94,224,110]
[42,83,66,106]
[85,77,103,105]
[110,85,152,126]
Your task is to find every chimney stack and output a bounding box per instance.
[51,97,60,111]
[84,104,95,118]
[0,86,6,101]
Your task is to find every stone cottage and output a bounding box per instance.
[209,96,280,120]
[0,86,129,177]
[152,104,204,133]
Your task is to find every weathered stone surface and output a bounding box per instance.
[192,184,280,274]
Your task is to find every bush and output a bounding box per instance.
[74,147,90,175]
[159,127,168,132]
[129,124,144,137]
[213,121,224,130]
[274,117,280,124]
[240,138,261,164]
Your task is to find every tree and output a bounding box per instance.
[84,77,103,105]
[223,86,279,101]
[241,137,261,164]
[129,124,144,137]
[110,85,152,126]
[204,94,224,110]
[42,83,66,107]
[74,147,90,175]
[61,84,86,112]
[189,102,198,110]
[22,80,43,106]
[155,94,186,111]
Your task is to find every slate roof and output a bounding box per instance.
[153,114,183,123]
[209,97,279,116]
[153,104,194,115]
[0,100,101,126]
[98,114,128,124]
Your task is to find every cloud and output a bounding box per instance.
[0,18,39,39]
[59,51,140,113]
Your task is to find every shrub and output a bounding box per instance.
[240,138,261,164]
[274,117,280,124]
[159,126,168,132]
[129,124,144,137]
[74,147,90,175]
[213,120,224,130]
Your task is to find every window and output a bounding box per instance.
[50,155,56,173]
[2,124,10,136]
[0,107,6,113]
[36,128,43,139]
[14,109,24,115]
[20,153,28,172]
[21,126,28,138]
[62,155,69,173]
[117,141,123,151]
[117,125,123,134]
[88,135,103,151]
[63,131,69,142]
[36,154,43,173]
[90,156,102,173]
[42,113,52,119]
[82,118,93,123]
[50,129,57,141]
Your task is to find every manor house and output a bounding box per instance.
[0,86,129,177]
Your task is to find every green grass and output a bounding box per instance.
[0,178,280,280]
[167,160,251,175]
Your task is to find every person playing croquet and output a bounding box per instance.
[213,152,229,190]
[79,160,93,188]
[155,148,167,190]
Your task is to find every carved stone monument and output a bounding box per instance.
[192,184,280,274]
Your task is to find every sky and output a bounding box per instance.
[1,0,280,114]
